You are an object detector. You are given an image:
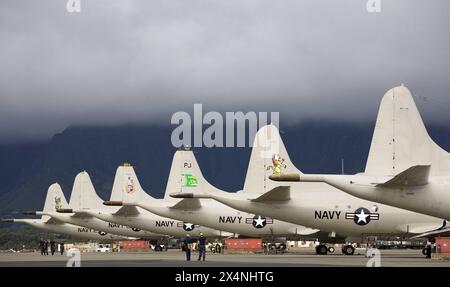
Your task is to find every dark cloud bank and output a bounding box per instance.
[0,0,449,142]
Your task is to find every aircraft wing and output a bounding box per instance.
[60,210,95,219]
[251,186,290,202]
[169,198,202,210]
[410,228,450,239]
[410,221,448,239]
[376,165,430,187]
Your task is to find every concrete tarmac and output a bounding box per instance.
[0,249,449,267]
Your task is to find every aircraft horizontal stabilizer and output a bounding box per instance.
[251,186,291,202]
[170,192,211,199]
[104,201,124,206]
[21,210,38,215]
[113,206,140,216]
[1,218,14,223]
[170,192,194,198]
[170,198,202,210]
[376,165,430,187]
[269,173,300,182]
[56,208,74,213]
[269,173,324,182]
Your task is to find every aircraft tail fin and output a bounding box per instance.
[164,148,222,202]
[42,183,69,222]
[243,124,301,194]
[109,163,154,204]
[68,171,104,211]
[365,85,450,176]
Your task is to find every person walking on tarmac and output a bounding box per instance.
[44,240,49,256]
[197,233,207,261]
[183,234,193,261]
[39,239,45,256]
[50,240,56,256]
[60,242,65,255]
[426,242,432,259]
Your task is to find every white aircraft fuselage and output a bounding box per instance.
[315,85,450,223]
[133,199,315,238]
[13,219,127,240]
[42,211,158,239]
[85,208,230,238]
[322,175,450,221]
[201,185,445,241]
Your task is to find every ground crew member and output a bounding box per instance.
[426,242,432,259]
[60,242,65,255]
[183,234,192,261]
[50,240,56,256]
[39,239,45,256]
[197,233,207,261]
[44,240,49,256]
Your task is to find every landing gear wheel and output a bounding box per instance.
[316,244,328,255]
[342,245,355,255]
[327,246,335,253]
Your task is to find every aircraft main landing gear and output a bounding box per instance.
[315,244,335,255]
[316,244,328,255]
[342,245,355,255]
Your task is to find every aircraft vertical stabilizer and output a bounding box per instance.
[243,124,301,194]
[109,164,154,204]
[69,171,104,211]
[365,85,450,176]
[42,183,69,222]
[163,149,222,202]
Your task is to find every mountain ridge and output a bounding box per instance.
[0,122,449,215]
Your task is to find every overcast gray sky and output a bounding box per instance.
[0,0,449,142]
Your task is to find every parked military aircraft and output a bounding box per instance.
[271,85,450,222]
[172,124,448,254]
[3,183,127,240]
[31,172,161,239]
[106,148,318,242]
[78,165,230,240]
